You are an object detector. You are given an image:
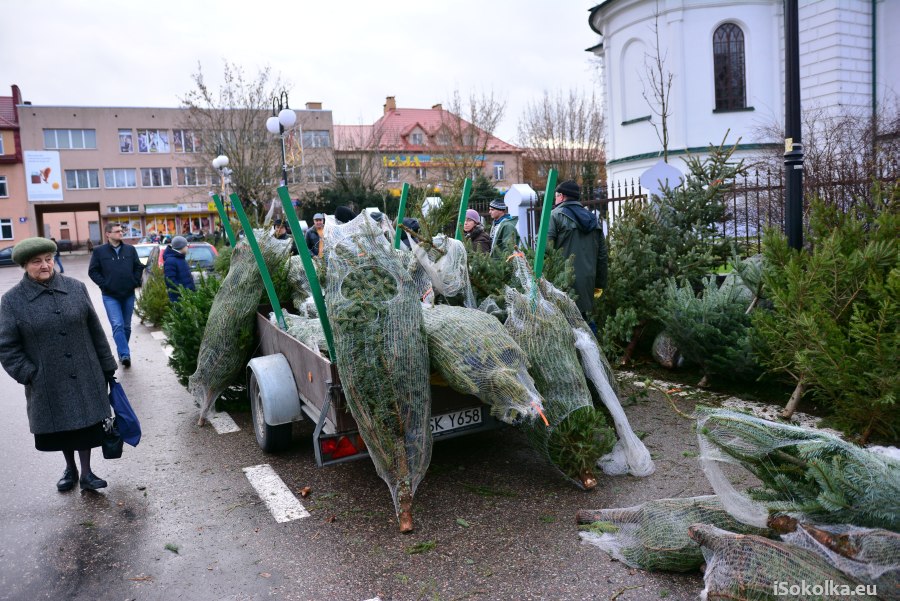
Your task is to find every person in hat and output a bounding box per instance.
[163,236,196,303]
[488,198,520,258]
[88,223,144,368]
[335,206,357,224]
[0,237,118,492]
[273,218,291,241]
[399,217,420,250]
[306,213,326,257]
[547,179,608,323]
[462,209,491,253]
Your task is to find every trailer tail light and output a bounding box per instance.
[319,434,367,462]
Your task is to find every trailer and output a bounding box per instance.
[246,310,502,466]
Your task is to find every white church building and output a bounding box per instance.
[587,0,900,185]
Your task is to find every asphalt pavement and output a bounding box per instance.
[0,254,706,601]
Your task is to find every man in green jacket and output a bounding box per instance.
[488,198,519,259]
[547,180,608,322]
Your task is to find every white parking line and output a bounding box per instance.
[242,464,310,523]
[207,411,241,434]
[150,330,167,341]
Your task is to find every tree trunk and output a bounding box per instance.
[780,379,806,419]
[619,321,647,366]
[397,484,414,533]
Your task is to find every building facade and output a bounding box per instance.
[334,96,523,197]
[588,0,900,184]
[14,97,334,245]
[0,85,28,248]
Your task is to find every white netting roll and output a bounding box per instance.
[421,304,544,424]
[322,212,432,529]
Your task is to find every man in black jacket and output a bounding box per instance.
[88,223,144,367]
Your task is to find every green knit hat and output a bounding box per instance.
[12,237,57,266]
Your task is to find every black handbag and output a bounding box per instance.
[102,416,123,460]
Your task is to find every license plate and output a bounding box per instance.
[430,407,482,435]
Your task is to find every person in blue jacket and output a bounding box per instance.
[163,236,196,303]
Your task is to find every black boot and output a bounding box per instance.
[57,467,78,492]
[79,471,108,491]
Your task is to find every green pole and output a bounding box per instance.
[276,186,336,362]
[211,194,236,247]
[392,183,410,249]
[453,177,473,241]
[533,169,558,280]
[229,192,287,330]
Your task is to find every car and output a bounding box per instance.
[142,241,219,287]
[134,243,158,266]
[0,245,14,267]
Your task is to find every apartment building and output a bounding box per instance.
[334,96,523,197]
[15,97,334,244]
[0,85,28,248]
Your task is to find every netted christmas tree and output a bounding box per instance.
[598,138,742,363]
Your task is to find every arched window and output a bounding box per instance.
[713,23,746,111]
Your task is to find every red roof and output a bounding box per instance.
[336,107,519,153]
[0,96,17,128]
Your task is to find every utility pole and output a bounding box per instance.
[784,0,804,250]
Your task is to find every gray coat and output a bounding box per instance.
[0,273,117,434]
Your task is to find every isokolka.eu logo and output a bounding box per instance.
[773,580,877,597]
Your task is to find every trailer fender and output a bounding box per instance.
[247,354,302,426]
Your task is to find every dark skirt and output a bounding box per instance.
[34,422,105,452]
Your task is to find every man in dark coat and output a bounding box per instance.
[88,223,144,367]
[462,209,491,253]
[547,180,608,321]
[305,213,325,257]
[0,237,118,491]
[163,236,196,302]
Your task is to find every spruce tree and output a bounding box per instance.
[597,138,742,362]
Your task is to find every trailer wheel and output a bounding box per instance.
[249,371,293,452]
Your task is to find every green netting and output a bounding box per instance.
[578,495,772,572]
[421,304,544,424]
[697,407,900,531]
[689,523,880,601]
[188,232,292,422]
[323,212,432,531]
[538,279,654,478]
[503,272,615,489]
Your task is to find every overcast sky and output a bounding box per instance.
[3,1,602,143]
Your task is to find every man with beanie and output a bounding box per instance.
[163,236,196,302]
[488,199,519,258]
[463,209,491,253]
[88,223,144,367]
[547,180,608,324]
[335,206,357,224]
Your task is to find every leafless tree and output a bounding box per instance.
[641,3,674,162]
[517,89,606,192]
[178,61,296,223]
[436,89,507,185]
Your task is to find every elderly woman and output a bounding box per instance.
[462,209,491,253]
[0,238,118,492]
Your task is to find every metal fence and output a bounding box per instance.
[519,172,895,257]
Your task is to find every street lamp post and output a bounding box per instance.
[211,153,236,246]
[266,91,297,188]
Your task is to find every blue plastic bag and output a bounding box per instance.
[109,381,141,447]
